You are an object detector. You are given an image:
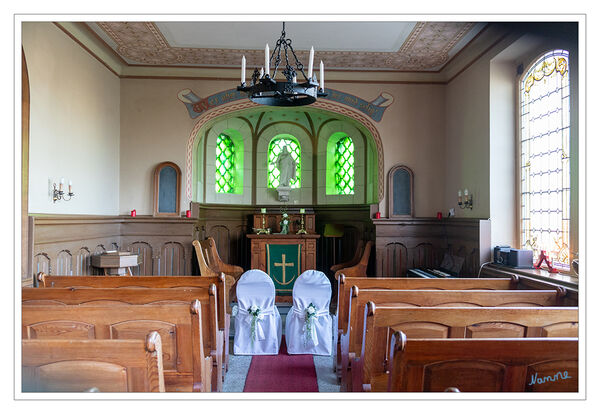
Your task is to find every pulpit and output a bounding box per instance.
[248,210,319,296]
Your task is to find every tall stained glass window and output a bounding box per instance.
[335,136,355,194]
[268,136,301,188]
[215,133,235,193]
[520,50,570,270]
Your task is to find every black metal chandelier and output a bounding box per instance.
[237,22,327,107]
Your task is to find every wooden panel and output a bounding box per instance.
[111,321,178,371]
[128,241,153,276]
[75,247,92,275]
[34,360,129,392]
[525,360,578,392]
[373,218,491,277]
[541,322,579,337]
[26,321,95,339]
[383,242,408,276]
[159,242,186,275]
[466,322,526,338]
[423,360,505,392]
[392,321,450,338]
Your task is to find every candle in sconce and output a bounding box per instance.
[68,180,72,194]
[464,189,469,203]
[59,177,64,192]
[265,44,270,77]
[319,60,324,90]
[458,190,462,203]
[308,46,314,79]
[241,55,246,84]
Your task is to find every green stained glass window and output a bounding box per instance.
[215,133,235,193]
[335,136,355,195]
[268,137,301,188]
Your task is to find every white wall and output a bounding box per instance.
[489,59,518,248]
[23,23,121,215]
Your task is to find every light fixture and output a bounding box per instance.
[458,189,473,210]
[53,178,74,203]
[237,22,327,107]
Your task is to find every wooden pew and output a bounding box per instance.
[25,285,224,380]
[355,304,578,392]
[333,275,520,377]
[23,286,222,392]
[387,332,578,392]
[22,301,215,392]
[22,331,165,392]
[36,273,231,374]
[339,287,567,391]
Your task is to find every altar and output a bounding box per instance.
[247,211,320,296]
[247,233,320,295]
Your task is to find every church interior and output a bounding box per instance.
[18,18,583,396]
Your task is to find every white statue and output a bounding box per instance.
[275,146,297,188]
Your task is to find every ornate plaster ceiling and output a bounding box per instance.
[87,21,487,72]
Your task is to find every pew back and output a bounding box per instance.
[359,304,579,391]
[336,276,520,335]
[22,301,212,392]
[22,332,166,392]
[388,332,578,392]
[37,274,228,330]
[338,287,566,391]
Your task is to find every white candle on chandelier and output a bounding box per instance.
[319,60,324,90]
[260,66,264,78]
[308,46,314,79]
[265,44,270,77]
[241,55,246,84]
[292,74,297,83]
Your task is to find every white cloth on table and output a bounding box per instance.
[285,270,333,355]
[233,269,282,355]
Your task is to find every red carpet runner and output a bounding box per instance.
[243,337,319,392]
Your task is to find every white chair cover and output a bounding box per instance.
[285,270,333,355]
[233,269,282,355]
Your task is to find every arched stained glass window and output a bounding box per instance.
[268,135,301,188]
[520,50,570,270]
[335,136,355,194]
[215,133,235,193]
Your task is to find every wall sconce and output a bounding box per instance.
[458,188,473,210]
[53,178,75,203]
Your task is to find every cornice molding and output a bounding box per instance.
[51,21,514,85]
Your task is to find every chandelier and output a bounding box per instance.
[237,22,327,106]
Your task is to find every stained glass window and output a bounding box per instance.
[215,133,235,193]
[335,136,355,194]
[520,50,570,270]
[268,136,301,188]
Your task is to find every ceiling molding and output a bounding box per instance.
[51,21,517,84]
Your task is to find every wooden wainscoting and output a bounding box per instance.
[27,215,197,286]
[373,218,491,277]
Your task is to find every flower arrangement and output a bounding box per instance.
[304,303,317,345]
[279,212,289,234]
[248,305,261,342]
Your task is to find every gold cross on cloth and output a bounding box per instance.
[274,254,294,283]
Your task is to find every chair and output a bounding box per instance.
[233,269,282,355]
[285,270,333,355]
[330,239,365,273]
[333,240,373,279]
[193,238,241,301]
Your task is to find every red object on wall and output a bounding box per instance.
[186,209,191,218]
[534,250,559,273]
[375,212,381,219]
[130,209,136,217]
